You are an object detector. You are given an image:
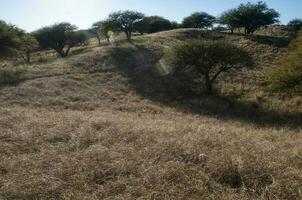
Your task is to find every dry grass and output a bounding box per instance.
[0,28,301,200]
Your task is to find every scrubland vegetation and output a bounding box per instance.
[0,1,302,200]
[267,31,302,93]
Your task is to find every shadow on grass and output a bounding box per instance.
[223,32,293,48]
[174,95,302,129]
[70,47,90,56]
[247,35,292,48]
[175,30,226,41]
[95,42,302,129]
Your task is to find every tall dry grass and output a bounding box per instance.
[0,28,301,200]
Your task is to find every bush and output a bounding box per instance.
[0,65,28,86]
[267,32,302,93]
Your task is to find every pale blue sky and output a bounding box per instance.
[0,0,301,32]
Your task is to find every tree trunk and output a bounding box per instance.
[56,48,65,57]
[106,37,110,43]
[204,74,213,95]
[246,27,254,35]
[125,31,132,41]
[97,36,101,46]
[26,52,31,64]
[64,47,71,57]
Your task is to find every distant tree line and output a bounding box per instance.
[89,2,284,44]
[0,21,88,60]
[91,11,180,43]
[1,1,302,62]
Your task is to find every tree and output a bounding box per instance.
[169,40,253,94]
[68,30,88,46]
[19,34,39,63]
[134,16,172,34]
[218,9,241,33]
[182,12,216,29]
[107,10,145,41]
[91,21,103,45]
[146,16,172,33]
[170,21,181,29]
[231,1,280,35]
[288,18,302,31]
[0,20,23,58]
[133,19,149,35]
[33,23,88,57]
[92,20,115,45]
[0,20,38,63]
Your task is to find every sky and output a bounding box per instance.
[0,0,302,32]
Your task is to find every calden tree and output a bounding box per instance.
[133,16,173,34]
[169,40,254,95]
[218,2,279,35]
[19,34,39,63]
[288,18,302,31]
[33,23,88,57]
[107,10,145,41]
[218,9,241,34]
[92,20,115,45]
[182,12,216,29]
[0,20,23,58]
[0,20,39,63]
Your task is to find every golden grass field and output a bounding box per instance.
[0,29,301,199]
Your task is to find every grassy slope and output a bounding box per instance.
[0,29,301,200]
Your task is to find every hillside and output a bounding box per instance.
[0,29,301,200]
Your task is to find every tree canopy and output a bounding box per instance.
[92,20,115,45]
[19,34,39,63]
[288,18,302,31]
[107,11,145,41]
[182,12,216,29]
[218,9,241,33]
[134,16,172,34]
[33,23,88,57]
[0,20,38,62]
[170,40,254,94]
[0,20,23,58]
[218,2,279,35]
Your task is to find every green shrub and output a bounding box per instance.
[0,65,28,86]
[267,32,302,93]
